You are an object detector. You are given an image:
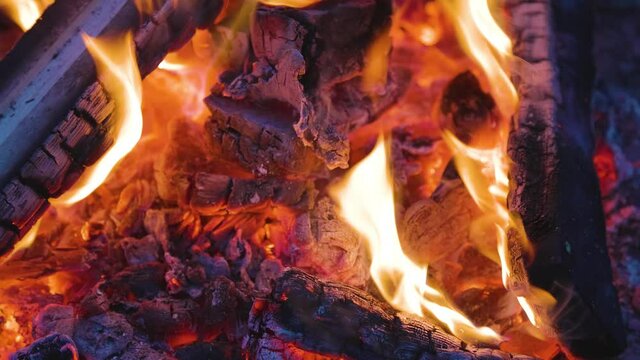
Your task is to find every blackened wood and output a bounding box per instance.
[10,334,78,360]
[247,268,534,360]
[0,0,223,257]
[209,0,405,173]
[506,0,625,356]
[205,96,329,179]
[190,172,315,213]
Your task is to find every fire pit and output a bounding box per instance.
[0,0,636,359]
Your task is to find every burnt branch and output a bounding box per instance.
[0,0,224,256]
[506,0,625,356]
[246,268,534,360]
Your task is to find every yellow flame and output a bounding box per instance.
[362,28,391,95]
[52,32,143,205]
[259,0,320,8]
[331,136,501,344]
[439,0,516,119]
[0,0,53,31]
[0,220,41,265]
[439,0,555,333]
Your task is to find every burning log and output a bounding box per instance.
[247,268,533,360]
[206,0,407,177]
[506,0,625,356]
[0,0,224,256]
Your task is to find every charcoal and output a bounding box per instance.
[78,284,111,317]
[175,339,242,360]
[254,258,284,295]
[131,298,197,338]
[200,277,240,331]
[440,71,497,144]
[10,334,78,360]
[287,196,369,287]
[73,312,134,360]
[120,235,161,266]
[108,262,167,300]
[119,339,176,360]
[33,304,75,339]
[193,253,231,279]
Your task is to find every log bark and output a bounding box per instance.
[505,0,625,356]
[0,0,224,256]
[246,268,535,360]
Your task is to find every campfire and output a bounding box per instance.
[0,0,632,359]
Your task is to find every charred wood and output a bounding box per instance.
[9,334,78,360]
[0,0,224,257]
[246,268,534,360]
[208,0,406,175]
[506,0,625,356]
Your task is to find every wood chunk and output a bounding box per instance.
[246,268,534,360]
[205,96,328,178]
[211,0,403,171]
[10,334,78,360]
[33,304,76,339]
[506,0,625,356]
[120,235,161,266]
[287,197,369,288]
[190,172,314,215]
[131,297,197,337]
[73,312,134,360]
[400,179,482,265]
[440,71,498,145]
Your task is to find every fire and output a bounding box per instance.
[259,0,320,7]
[439,0,555,333]
[331,136,500,344]
[152,30,219,123]
[0,0,53,31]
[52,32,143,205]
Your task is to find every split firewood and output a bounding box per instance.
[207,0,408,176]
[246,268,534,360]
[0,0,224,257]
[506,0,625,356]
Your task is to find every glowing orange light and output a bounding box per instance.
[52,32,143,205]
[439,0,555,333]
[259,0,320,7]
[362,29,391,95]
[0,0,53,31]
[331,136,501,344]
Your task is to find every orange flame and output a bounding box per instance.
[0,0,53,31]
[52,32,143,205]
[439,0,555,333]
[259,0,320,8]
[331,136,501,344]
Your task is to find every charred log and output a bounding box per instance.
[207,0,407,175]
[506,0,625,356]
[246,268,534,360]
[0,0,224,257]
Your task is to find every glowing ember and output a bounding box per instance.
[439,0,555,333]
[0,0,53,31]
[52,32,143,205]
[331,136,501,344]
[259,0,320,7]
